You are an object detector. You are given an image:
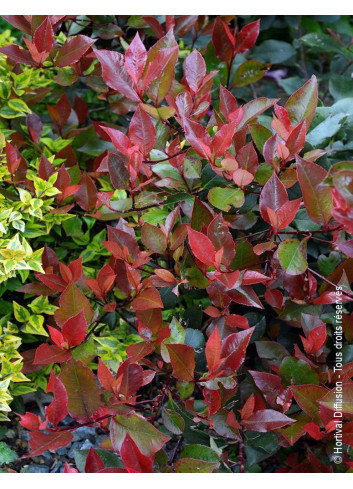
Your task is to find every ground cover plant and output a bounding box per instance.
[0,14,353,473]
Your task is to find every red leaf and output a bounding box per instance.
[37,273,67,292]
[54,283,93,327]
[184,50,206,94]
[2,15,31,35]
[142,16,164,39]
[166,343,195,381]
[56,35,95,67]
[242,409,295,432]
[46,371,68,426]
[27,113,43,144]
[74,172,97,211]
[29,430,73,457]
[47,94,71,127]
[38,154,55,180]
[212,18,235,65]
[98,359,115,393]
[276,198,302,230]
[249,370,282,409]
[218,327,255,376]
[33,344,72,365]
[182,117,212,160]
[259,172,288,223]
[33,17,54,54]
[296,156,333,226]
[95,50,140,102]
[285,75,318,128]
[85,448,105,473]
[235,19,260,54]
[337,240,353,258]
[64,462,78,473]
[143,33,178,105]
[212,117,242,158]
[125,32,147,86]
[129,105,156,156]
[61,310,87,347]
[301,324,327,355]
[219,86,238,121]
[225,314,249,329]
[203,388,221,416]
[120,433,153,473]
[205,327,221,374]
[126,342,155,362]
[303,422,324,440]
[240,394,256,420]
[48,326,65,348]
[18,412,42,431]
[114,360,144,398]
[0,44,36,66]
[5,141,21,176]
[286,120,306,158]
[188,228,216,267]
[131,288,164,310]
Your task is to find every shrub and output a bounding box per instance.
[0,14,353,473]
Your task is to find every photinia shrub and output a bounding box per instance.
[1,14,353,473]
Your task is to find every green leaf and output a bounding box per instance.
[300,32,347,54]
[278,239,308,276]
[22,315,48,336]
[244,432,278,466]
[174,458,218,473]
[250,124,272,154]
[306,112,347,147]
[233,60,269,88]
[7,98,31,114]
[329,74,353,101]
[318,252,341,277]
[279,357,319,386]
[208,187,244,212]
[13,301,30,322]
[252,40,296,64]
[162,407,185,435]
[179,444,219,462]
[0,442,17,466]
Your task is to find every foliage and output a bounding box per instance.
[0,14,353,473]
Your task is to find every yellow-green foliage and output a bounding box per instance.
[0,29,52,121]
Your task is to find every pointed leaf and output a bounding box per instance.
[285,75,318,128]
[242,409,294,432]
[95,50,140,102]
[29,431,73,457]
[120,433,153,473]
[110,412,170,457]
[59,360,101,423]
[278,239,308,276]
[166,343,195,381]
[61,310,87,347]
[296,156,333,226]
[56,35,95,67]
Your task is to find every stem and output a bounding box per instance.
[308,267,353,299]
[226,55,235,90]
[142,149,187,164]
[51,414,112,432]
